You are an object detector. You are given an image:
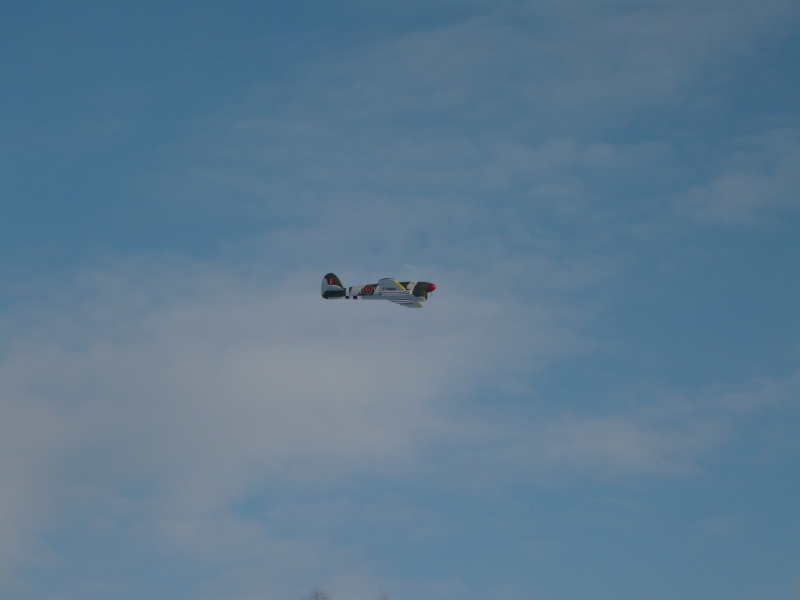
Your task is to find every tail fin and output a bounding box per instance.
[321,273,345,299]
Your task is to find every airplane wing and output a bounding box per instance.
[377,278,419,306]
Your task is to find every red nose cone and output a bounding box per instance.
[427,282,436,292]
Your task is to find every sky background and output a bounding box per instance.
[1,1,799,599]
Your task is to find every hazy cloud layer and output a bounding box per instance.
[2,257,796,598]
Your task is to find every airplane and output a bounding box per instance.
[321,273,436,308]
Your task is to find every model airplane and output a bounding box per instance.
[321,273,436,308]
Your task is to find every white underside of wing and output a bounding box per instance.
[381,291,422,307]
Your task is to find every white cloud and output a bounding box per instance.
[0,258,578,595]
[682,128,800,223]
[1,254,794,596]
[144,2,800,276]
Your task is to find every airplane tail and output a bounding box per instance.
[321,273,346,299]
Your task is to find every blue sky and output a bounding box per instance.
[1,2,799,599]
